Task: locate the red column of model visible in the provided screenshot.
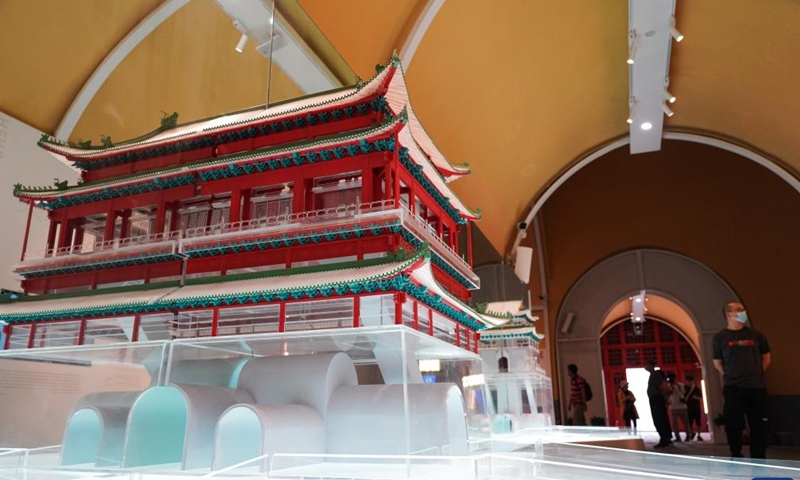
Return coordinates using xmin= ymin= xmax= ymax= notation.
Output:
xmin=229 ymin=189 xmax=242 ymax=225
xmin=353 ymin=297 xmax=361 ymax=328
xmin=19 ymin=200 xmax=33 ymax=261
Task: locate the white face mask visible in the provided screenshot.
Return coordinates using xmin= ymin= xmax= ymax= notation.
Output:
xmin=735 ymin=311 xmax=748 ymax=324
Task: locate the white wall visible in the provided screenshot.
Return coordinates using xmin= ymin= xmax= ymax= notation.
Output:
xmin=0 ymin=112 xmax=78 ymax=290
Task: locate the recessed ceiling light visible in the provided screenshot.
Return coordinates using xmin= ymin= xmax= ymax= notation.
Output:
xmin=641 ymin=122 xmax=653 ymax=131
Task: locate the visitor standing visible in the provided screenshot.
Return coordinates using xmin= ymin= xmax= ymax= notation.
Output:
xmin=645 ymin=359 xmax=673 ymax=448
xmin=567 ymin=364 xmax=588 ymax=426
xmin=684 ymin=375 xmax=704 ymax=441
xmin=617 ymin=380 xmax=639 ymax=433
xmin=712 ymin=301 xmax=771 ymax=459
xmin=666 ymin=372 xmax=692 ymax=441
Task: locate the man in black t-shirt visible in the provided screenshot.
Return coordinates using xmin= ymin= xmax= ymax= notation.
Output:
xmin=712 ymin=301 xmax=771 ymax=459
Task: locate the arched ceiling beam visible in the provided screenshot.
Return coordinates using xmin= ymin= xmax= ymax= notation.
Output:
xmin=55 ymin=0 xmax=192 ymax=140
xmin=511 ymin=132 xmax=800 ymax=256
xmin=215 ymin=0 xmax=341 ymax=95
xmin=399 ymin=0 xmax=446 ymax=70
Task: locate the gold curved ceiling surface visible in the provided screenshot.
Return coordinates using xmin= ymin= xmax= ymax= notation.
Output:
xmin=0 ymin=0 xmax=164 ymax=133
xmin=403 ymin=0 xmax=629 ymax=252
xmin=71 ymin=0 xmax=304 ymax=145
xmin=299 ymin=0 xmax=629 ymax=251
xmin=1 ymin=1 xmax=799 ymax=255
xmin=668 ymin=0 xmax=800 ymax=171
xmin=301 ymin=0 xmax=800 ymax=253
xmin=298 ymin=0 xmax=425 ymax=80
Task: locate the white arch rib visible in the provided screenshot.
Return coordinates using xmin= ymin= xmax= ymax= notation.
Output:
xmin=399 ymin=0 xmax=446 ymax=70
xmin=55 ymin=0 xmax=192 ymax=140
xmin=511 ymin=133 xmax=800 ymax=255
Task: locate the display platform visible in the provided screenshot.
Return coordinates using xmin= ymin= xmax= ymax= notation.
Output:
xmin=3 ymin=440 xmax=800 ymax=480
xmin=1 ymin=326 xmax=798 ymax=479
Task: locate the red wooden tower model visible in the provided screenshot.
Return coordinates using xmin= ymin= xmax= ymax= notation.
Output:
xmin=1 ymin=55 xmax=491 ymax=350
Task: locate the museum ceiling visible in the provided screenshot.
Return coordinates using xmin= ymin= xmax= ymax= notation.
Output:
xmin=1 ymin=0 xmax=798 ymax=255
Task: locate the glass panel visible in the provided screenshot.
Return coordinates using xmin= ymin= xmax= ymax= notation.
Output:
xmin=657 ymin=322 xmax=675 ymax=342
xmin=417 ymin=304 xmax=431 ymax=334
xmin=607 ymin=348 xmax=623 ymax=366
xmin=32 ymin=321 xmax=81 ymax=348
xmin=7 ymin=324 xmax=32 ymax=350
xmin=251 ymin=183 xmax=293 ymax=219
xmin=660 ymin=346 xmax=677 ymax=365
xmin=625 ymin=348 xmax=641 ymax=367
xmin=680 ymin=344 xmax=697 ymax=364
xmin=402 ymin=298 xmax=415 ymax=329
xmin=603 ymin=326 xmax=621 ymax=345
xmin=217 ymin=304 xmax=279 ymax=336
xmin=312 ymin=171 xmax=362 ymax=210
xmin=165 ymin=326 xmax=483 ymax=469
xmin=138 ymin=313 xmax=174 ymax=342
xmin=172 ymin=310 xmax=214 ymax=339
xmin=0 ymin=342 xmax=168 ymax=450
xmin=82 ymin=317 xmax=136 ymax=345
xmin=359 ymin=294 xmax=394 ymax=327
xmin=285 ymin=298 xmax=354 ymax=332
xmin=432 ymin=312 xmax=457 ymax=346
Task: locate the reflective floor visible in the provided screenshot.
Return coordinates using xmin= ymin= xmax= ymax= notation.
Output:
xmin=3 ymin=431 xmax=800 ymax=480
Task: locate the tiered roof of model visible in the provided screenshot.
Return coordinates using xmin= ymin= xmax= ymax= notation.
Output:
xmin=0 ymin=245 xmax=487 ymax=331
xmin=30 ymin=55 xmax=470 ymax=181
xmin=478 ymin=302 xmax=545 ymax=342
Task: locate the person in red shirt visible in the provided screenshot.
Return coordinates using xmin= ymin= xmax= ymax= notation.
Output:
xmin=567 ymin=364 xmax=587 ymax=426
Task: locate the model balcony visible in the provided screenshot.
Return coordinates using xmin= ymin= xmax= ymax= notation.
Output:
xmin=15 ymin=200 xmax=479 ymax=289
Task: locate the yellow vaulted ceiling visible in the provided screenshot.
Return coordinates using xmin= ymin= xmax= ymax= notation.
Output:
xmin=1 ymin=0 xmax=799 ymax=255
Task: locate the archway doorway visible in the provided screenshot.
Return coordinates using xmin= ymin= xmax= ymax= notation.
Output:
xmin=601 ymin=317 xmax=705 ymax=431
xmin=555 ymin=249 xmax=739 ymax=442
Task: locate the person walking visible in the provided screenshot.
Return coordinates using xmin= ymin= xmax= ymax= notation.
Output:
xmin=666 ymin=372 xmax=692 ymax=441
xmin=684 ymin=375 xmax=704 ymax=441
xmin=567 ymin=364 xmax=588 ymax=426
xmin=712 ymin=301 xmax=771 ymax=459
xmin=617 ymin=380 xmax=639 ymax=434
xmin=645 ymin=359 xmax=673 ymax=448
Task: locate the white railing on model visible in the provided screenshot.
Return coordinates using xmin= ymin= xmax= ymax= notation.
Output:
xmin=399 ymin=204 xmax=475 ymax=280
xmin=24 ymin=198 xmax=477 ymax=285
xmin=38 ymin=231 xmax=181 ymax=260
xmin=182 ymin=199 xmax=396 ymax=239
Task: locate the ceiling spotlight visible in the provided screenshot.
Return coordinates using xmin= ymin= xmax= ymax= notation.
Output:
xmin=627 ymin=31 xmax=638 ymax=65
xmin=641 ymin=122 xmax=653 ymax=131
xmin=664 ymin=89 xmax=676 ymax=103
xmin=670 ymin=18 xmax=684 ymax=42
xmin=662 ymin=103 xmax=674 ymax=117
xmin=235 ymin=33 xmax=248 ymax=53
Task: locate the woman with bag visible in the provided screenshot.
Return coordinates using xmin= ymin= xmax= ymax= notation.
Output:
xmin=617 ymin=381 xmax=639 ymax=434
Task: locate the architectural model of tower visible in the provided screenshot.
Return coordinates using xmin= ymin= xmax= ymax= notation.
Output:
xmin=0 ymin=55 xmax=489 ymax=351
xmin=478 ymin=301 xmax=554 ymax=432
